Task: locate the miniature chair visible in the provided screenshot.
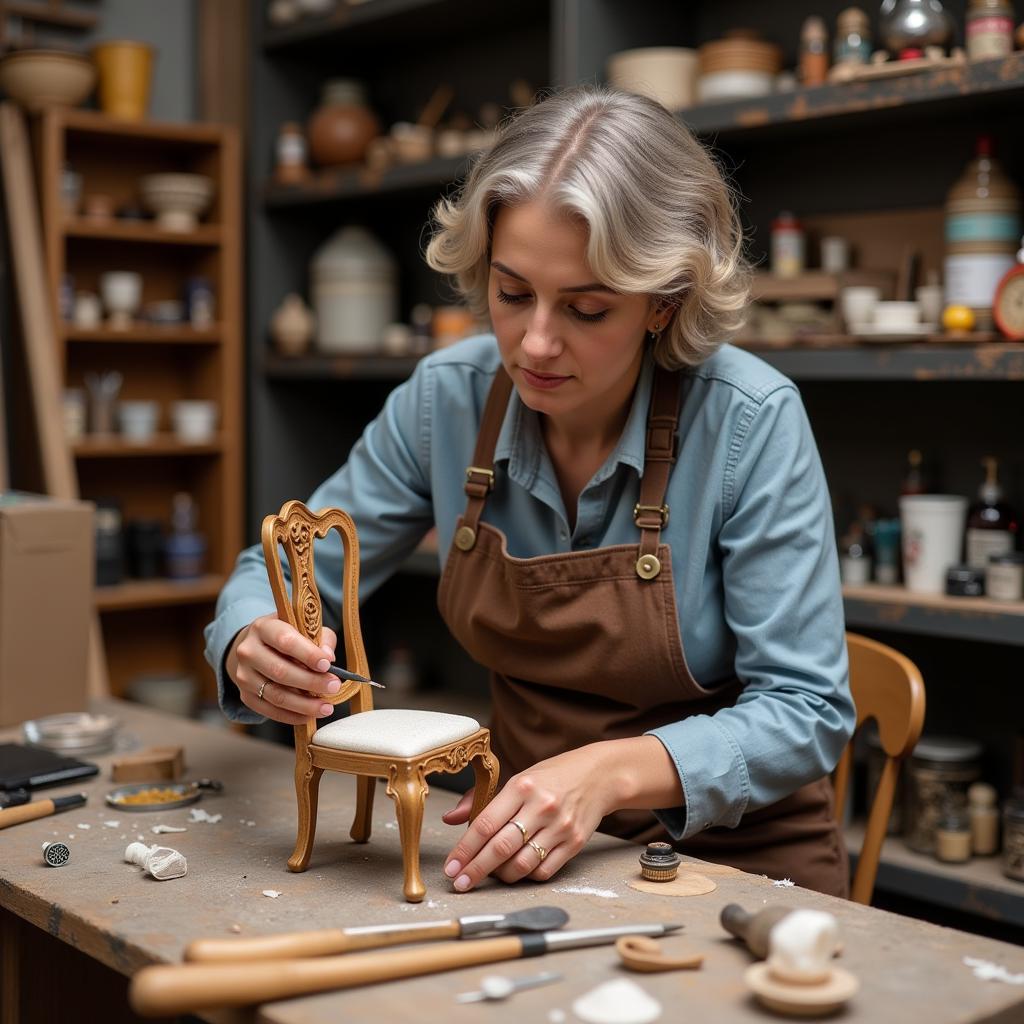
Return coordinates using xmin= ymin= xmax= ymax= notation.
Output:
xmin=262 ymin=500 xmax=499 ymax=902
xmin=834 ymin=632 xmax=926 ymax=905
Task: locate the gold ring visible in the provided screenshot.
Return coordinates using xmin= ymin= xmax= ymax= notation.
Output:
xmin=527 ymin=839 xmax=547 ymax=863
xmin=257 ymin=680 xmax=268 ymax=701
xmin=510 ymin=819 xmax=529 ymax=844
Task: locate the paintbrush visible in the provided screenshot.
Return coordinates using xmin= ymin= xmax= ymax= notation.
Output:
xmin=327 ymin=664 xmax=384 ymax=688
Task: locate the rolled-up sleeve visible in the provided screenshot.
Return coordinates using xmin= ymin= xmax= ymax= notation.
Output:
xmin=648 ymin=384 xmax=854 ymax=840
xmin=203 ymin=359 xmax=436 ymax=722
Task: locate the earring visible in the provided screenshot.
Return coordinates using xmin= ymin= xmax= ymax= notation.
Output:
xmin=652 ymin=323 xmax=661 ymax=332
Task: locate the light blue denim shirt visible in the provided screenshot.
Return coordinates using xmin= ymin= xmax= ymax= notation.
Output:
xmin=205 ymin=334 xmax=853 ymax=841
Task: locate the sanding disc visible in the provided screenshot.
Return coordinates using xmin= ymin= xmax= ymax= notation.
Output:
xmin=627 ymin=870 xmax=717 ymax=897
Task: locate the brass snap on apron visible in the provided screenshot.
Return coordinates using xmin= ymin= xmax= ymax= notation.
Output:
xmin=454 ymin=525 xmax=477 ymax=551
xmin=636 ymin=553 xmax=661 ymax=580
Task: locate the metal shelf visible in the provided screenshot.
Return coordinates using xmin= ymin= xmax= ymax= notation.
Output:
xmin=747 ymin=343 xmax=1024 ymax=382
xmin=846 ymin=823 xmax=1024 ymax=928
xmin=843 ymin=584 xmax=1024 ymax=647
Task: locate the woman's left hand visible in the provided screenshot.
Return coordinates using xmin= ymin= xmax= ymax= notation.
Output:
xmin=440 ymin=744 xmax=623 ymax=891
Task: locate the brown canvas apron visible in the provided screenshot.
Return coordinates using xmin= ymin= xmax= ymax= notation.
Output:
xmin=437 ymin=365 xmax=848 ymax=897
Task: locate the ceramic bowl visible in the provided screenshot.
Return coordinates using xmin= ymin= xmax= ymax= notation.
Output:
xmin=873 ymin=300 xmax=920 ymax=328
xmin=118 ymin=400 xmax=159 ymax=442
xmin=607 ymin=47 xmax=699 ymax=111
xmin=171 ymin=399 xmax=218 ymax=442
xmin=697 ymin=70 xmax=774 ymax=103
xmin=139 ymin=173 xmax=214 ymax=232
xmin=0 ymin=50 xmax=95 ymax=112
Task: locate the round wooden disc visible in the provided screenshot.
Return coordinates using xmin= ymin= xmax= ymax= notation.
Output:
xmin=745 ymin=963 xmax=859 ymax=1017
xmin=627 ymin=871 xmax=717 ymax=897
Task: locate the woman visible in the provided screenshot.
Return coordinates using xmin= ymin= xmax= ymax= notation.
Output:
xmin=205 ymin=85 xmax=854 ymax=896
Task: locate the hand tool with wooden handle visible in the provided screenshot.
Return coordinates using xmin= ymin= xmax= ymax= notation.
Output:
xmin=0 ymin=792 xmax=85 ymax=829
xmin=131 ymin=922 xmax=681 ymax=1017
xmin=184 ymin=905 xmax=569 ymax=962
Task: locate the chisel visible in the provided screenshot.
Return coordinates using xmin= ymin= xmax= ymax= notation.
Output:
xmin=184 ymin=905 xmax=569 ymax=962
xmin=131 ymin=922 xmax=682 ymax=1017
xmin=0 ymin=792 xmax=86 ymax=830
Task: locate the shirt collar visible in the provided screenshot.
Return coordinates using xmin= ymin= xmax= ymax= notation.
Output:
xmin=493 ymin=349 xmax=656 ymax=485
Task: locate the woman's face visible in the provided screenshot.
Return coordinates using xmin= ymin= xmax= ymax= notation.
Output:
xmin=488 ymin=201 xmax=662 ymax=429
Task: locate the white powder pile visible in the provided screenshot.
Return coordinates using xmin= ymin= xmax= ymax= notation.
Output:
xmin=552 ymin=884 xmax=619 ymax=899
xmin=572 ymin=979 xmax=661 ymax=1024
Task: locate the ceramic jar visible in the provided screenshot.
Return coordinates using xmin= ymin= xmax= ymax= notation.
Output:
xmin=904 ymin=736 xmax=983 ymax=855
xmin=308 ymin=79 xmax=380 ymax=167
xmin=606 ymin=47 xmax=699 ymax=111
xmin=311 ymin=226 xmax=397 ymax=353
xmin=944 ymin=137 xmax=1021 ymax=331
xmin=92 ymin=40 xmax=154 ymax=121
xmin=270 ymin=293 xmax=315 ymax=356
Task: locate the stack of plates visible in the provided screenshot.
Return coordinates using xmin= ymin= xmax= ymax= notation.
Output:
xmin=23 ymin=712 xmax=119 ymax=756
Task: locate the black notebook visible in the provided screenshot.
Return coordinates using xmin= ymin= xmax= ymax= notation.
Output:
xmin=0 ymin=743 xmax=99 ymax=791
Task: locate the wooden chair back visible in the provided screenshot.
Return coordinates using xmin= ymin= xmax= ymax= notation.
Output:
xmin=835 ymin=632 xmax=926 ymax=905
xmin=261 ymin=500 xmax=373 ymax=745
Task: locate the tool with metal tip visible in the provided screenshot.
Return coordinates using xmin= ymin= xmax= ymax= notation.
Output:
xmin=327 ymin=664 xmax=384 ymax=688
xmin=131 ymin=923 xmax=682 ymax=1016
xmin=455 ymin=970 xmax=562 ymax=1003
xmin=185 ymin=905 xmax=570 ymax=962
xmin=42 ymin=841 xmax=70 ymax=867
xmin=0 ymin=792 xmax=86 ymax=830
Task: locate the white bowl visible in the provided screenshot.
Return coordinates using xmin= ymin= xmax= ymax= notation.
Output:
xmin=697 ymin=70 xmax=774 ymax=103
xmin=873 ymin=300 xmax=920 ymax=329
xmin=139 ymin=173 xmax=214 ymax=232
xmin=171 ymin=399 xmax=218 ymax=442
xmin=607 ymin=47 xmax=699 ymax=111
xmin=118 ymin=400 xmax=159 ymax=442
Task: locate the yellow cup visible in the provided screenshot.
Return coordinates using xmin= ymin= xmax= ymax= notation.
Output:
xmin=92 ymin=40 xmax=154 ymax=121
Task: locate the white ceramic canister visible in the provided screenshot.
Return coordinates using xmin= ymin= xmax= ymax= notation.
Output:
xmin=606 ymin=47 xmax=699 ymax=111
xmin=311 ymin=226 xmax=397 ymax=353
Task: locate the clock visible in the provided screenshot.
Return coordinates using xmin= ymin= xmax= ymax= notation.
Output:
xmin=994 ymin=246 xmax=1024 ymax=341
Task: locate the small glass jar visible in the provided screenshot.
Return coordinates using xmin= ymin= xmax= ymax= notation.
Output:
xmin=935 ymin=809 xmax=972 ymax=864
xmin=966 ymin=0 xmax=1015 ymax=61
xmin=987 ymin=552 xmax=1024 ymax=602
xmin=904 ymin=736 xmax=983 ymax=855
xmin=274 ymin=121 xmax=309 ymax=185
xmin=968 ymin=782 xmax=1000 ymax=856
xmin=771 ymin=212 xmax=805 ymax=279
xmin=1002 ymin=793 xmax=1024 ymax=881
xmin=835 ymin=6 xmax=872 ymax=66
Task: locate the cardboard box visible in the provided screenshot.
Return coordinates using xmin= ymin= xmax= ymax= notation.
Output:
xmin=0 ymin=493 xmax=94 ymax=727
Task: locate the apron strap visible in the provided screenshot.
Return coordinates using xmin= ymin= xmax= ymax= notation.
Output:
xmin=454 ymin=366 xmax=513 ymax=552
xmin=634 ymin=366 xmax=684 ymax=578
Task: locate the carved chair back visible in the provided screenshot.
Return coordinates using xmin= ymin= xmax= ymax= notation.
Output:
xmin=261 ymin=500 xmax=373 ymax=745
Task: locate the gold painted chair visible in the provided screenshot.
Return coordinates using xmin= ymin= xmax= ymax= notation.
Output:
xmin=834 ymin=632 xmax=926 ymax=905
xmin=262 ymin=500 xmax=500 ymax=902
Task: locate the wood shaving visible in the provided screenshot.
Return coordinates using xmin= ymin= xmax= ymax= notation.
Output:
xmin=772 ymin=878 xmax=795 ymax=887
xmin=76 ymin=823 xmax=90 ymax=829
xmin=963 ymin=957 xmax=1024 ymax=985
xmin=151 ymin=824 xmax=188 ymax=834
xmin=262 ymin=889 xmax=282 ymax=899
xmin=229 ymin=924 xmax=242 ymax=933
xmin=188 ymin=808 xmax=222 ymax=824
xmin=103 ymin=821 xmax=120 ymax=828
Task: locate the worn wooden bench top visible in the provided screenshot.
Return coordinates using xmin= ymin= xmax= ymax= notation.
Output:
xmin=2 ymin=701 xmax=1023 ymax=1023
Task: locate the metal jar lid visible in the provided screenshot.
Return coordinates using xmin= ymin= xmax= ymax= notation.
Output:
xmin=911 ymin=735 xmax=984 ymax=764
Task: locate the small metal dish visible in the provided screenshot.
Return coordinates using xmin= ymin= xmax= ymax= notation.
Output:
xmin=105 ymin=778 xmax=222 ymax=812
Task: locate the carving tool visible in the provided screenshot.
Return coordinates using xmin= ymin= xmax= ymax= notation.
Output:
xmin=0 ymin=792 xmax=86 ymax=830
xmin=185 ymin=905 xmax=570 ymax=963
xmin=327 ymin=664 xmax=384 ymax=688
xmin=131 ymin=922 xmax=682 ymax=1016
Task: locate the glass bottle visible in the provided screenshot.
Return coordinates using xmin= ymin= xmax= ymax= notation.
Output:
xmin=900 ymin=449 xmax=927 ymax=496
xmin=840 ymin=520 xmax=873 ymax=585
xmin=835 ymin=7 xmax=873 ymax=66
xmin=965 ymin=456 xmax=1018 ymax=569
xmin=800 ymin=16 xmax=829 ymax=86
xmin=966 ymin=0 xmax=1015 ymax=60
xmin=967 ymin=782 xmax=1000 ymax=855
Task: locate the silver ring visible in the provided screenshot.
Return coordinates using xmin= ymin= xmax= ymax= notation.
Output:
xmin=257 ymin=680 xmax=268 ymax=702
xmin=527 ymin=839 xmax=547 ymax=863
xmin=510 ymin=819 xmax=529 ymax=844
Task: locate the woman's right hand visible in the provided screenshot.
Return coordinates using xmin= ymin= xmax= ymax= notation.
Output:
xmin=226 ymin=615 xmax=341 ymax=725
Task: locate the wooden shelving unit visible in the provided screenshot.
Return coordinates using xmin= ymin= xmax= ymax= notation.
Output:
xmin=36 ymin=108 xmax=242 ymax=703
xmin=263 ymin=352 xmax=422 ymax=381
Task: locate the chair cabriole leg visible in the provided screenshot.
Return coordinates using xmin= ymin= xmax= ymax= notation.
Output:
xmin=288 ymin=761 xmax=323 ymax=872
xmin=350 ymin=773 xmax=375 ymax=843
xmin=387 ymin=763 xmax=428 ymax=903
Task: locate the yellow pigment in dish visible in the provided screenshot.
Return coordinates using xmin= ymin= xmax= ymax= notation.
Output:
xmin=111 ymin=787 xmax=186 ymax=805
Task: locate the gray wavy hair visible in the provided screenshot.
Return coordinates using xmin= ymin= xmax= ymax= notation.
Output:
xmin=424 ymin=84 xmax=750 ymax=368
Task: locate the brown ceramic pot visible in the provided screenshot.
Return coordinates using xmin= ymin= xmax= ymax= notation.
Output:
xmin=307 ymin=79 xmax=379 ymax=167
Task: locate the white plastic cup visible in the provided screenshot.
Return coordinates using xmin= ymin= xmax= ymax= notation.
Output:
xmin=899 ymin=495 xmax=968 ymax=594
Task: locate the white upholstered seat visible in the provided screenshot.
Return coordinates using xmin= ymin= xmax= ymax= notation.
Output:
xmin=311 ymin=709 xmax=481 ymax=758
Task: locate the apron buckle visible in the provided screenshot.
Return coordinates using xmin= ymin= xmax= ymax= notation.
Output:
xmin=464 ymin=466 xmax=495 ymax=498
xmin=634 ymin=503 xmax=669 ymax=528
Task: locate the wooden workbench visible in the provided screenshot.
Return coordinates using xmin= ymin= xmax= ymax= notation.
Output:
xmin=2 ymin=701 xmax=1023 ymax=1023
